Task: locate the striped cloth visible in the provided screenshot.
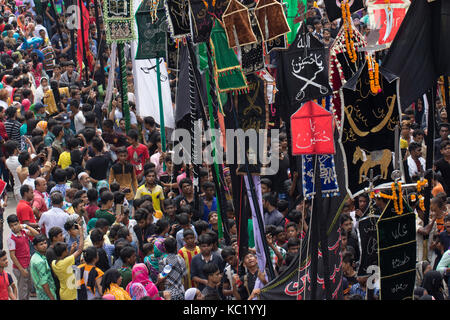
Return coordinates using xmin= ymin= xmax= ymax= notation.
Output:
xmin=178 ymin=246 xmax=200 ymax=289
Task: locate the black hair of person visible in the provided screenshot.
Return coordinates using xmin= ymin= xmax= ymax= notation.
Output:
xmin=87 ymin=188 xmax=98 ymax=202
xmin=221 ymin=246 xmax=235 ymax=260
xmin=99 ymin=191 xmax=114 ymax=205
xmin=263 ymin=192 xmax=278 ymax=207
xmin=113 ymin=191 xmax=125 ymax=204
xmin=120 ymin=246 xmax=136 ymax=261
xmin=134 ymin=208 xmax=149 ymax=222
xmin=176 ymin=213 xmax=189 ymax=226
xmin=128 ymin=129 xmax=139 ymax=141
xmin=90 ymin=228 xmax=104 ymax=244
xmin=164 ymin=237 xmax=177 ymax=254
xmin=193 ymin=220 xmax=209 ymax=235
xmin=54 ymin=242 xmax=69 ymax=257
xmin=155 ymin=218 xmax=170 ymax=235
xmin=198 ymin=233 xmax=213 ymax=246
xmin=183 ymin=229 xmax=195 ymax=238
xmin=287 ymin=237 xmax=300 ymax=248
xmin=203 ymin=262 xmax=219 ymax=278
xmin=19 ymin=184 xmax=32 ymax=197
xmin=64 ymin=220 xmax=77 ymax=232
xmin=101 ymin=269 xmax=121 ymax=292
xmin=95 ymin=219 xmax=110 ymax=230
xmin=6 ymin=214 xmax=19 ymax=224
xmin=48 ymin=227 xmax=63 ymax=242
xmin=18 ymin=151 xmax=30 ymax=166
xmin=83 ymin=246 xmax=98 ymax=264
xmin=32 ymin=234 xmax=48 ymax=246
xmin=116 ymin=227 xmax=130 ymax=240
xmin=53 ymin=169 xmax=67 ymax=184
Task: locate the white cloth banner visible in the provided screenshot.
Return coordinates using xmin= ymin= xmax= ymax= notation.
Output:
xmin=131 ymin=0 xmax=175 ymax=129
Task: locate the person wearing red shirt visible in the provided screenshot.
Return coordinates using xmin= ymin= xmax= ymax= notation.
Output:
xmin=17 ymin=185 xmax=38 ymax=230
xmin=0 ymin=106 xmax=9 ymax=141
xmin=32 ymin=178 xmax=49 ymax=222
xmin=127 ymin=129 xmax=149 ymax=182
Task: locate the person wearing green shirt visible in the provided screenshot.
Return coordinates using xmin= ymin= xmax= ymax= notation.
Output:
xmin=95 ymin=191 xmax=116 ymax=226
xmin=118 ymin=246 xmax=136 ymax=289
xmin=30 ymin=234 xmax=57 ymax=300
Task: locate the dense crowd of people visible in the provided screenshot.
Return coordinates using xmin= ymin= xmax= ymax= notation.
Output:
xmin=0 ymin=0 xmax=448 ymax=301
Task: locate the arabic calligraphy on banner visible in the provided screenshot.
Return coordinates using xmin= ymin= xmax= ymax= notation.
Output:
xmin=377 ymin=202 xmax=416 ymax=300
xmin=291 ymin=100 xmax=334 ymax=155
xmin=339 ymin=61 xmax=400 ymax=197
xmin=281 ymin=30 xmax=332 ymax=106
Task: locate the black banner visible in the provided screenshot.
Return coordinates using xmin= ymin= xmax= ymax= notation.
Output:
xmin=135 ymin=1 xmax=167 ymax=59
xmin=324 ymin=0 xmax=364 ymax=22
xmin=165 ymin=0 xmax=191 ymax=38
xmin=279 ymin=27 xmax=332 ymax=108
xmin=259 ymin=130 xmax=346 ymax=300
xmin=241 ymin=10 xmax=265 ymax=74
xmin=357 ymin=215 xmax=379 ymax=276
xmin=166 ymin=33 xmax=179 ymax=71
xmin=265 ymin=34 xmax=287 ymax=54
xmin=189 ymin=0 xmax=214 ymax=43
xmin=377 ymin=201 xmax=416 ymax=300
xmin=339 ymin=62 xmax=401 ymax=197
xmin=234 ymin=74 xmax=267 ymax=174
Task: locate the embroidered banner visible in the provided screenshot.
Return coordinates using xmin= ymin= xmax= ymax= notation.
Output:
xmin=165 ymin=0 xmax=191 ymax=38
xmin=235 ymin=74 xmax=268 ymax=174
xmin=241 ymin=10 xmax=265 ymax=74
xmin=265 ymin=34 xmax=287 ymax=54
xmin=279 ymin=28 xmax=332 ymax=107
xmin=302 ymin=154 xmax=339 ymax=198
xmin=339 ymin=61 xmax=401 ymax=197
xmin=189 ymin=0 xmax=214 ymax=43
xmin=104 ymin=0 xmax=135 ymax=43
xmin=377 ymin=200 xmax=416 ymax=300
xmin=135 ymin=0 xmax=167 ymax=59
xmin=328 ymin=25 xmax=366 ymax=127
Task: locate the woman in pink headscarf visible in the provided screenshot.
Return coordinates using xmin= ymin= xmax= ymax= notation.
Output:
xmin=126 ymin=263 xmax=163 ymax=300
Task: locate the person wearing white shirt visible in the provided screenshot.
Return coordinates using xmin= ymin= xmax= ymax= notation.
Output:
xmin=70 ymin=100 xmax=86 ymax=133
xmin=38 ymin=192 xmax=70 ymax=239
xmin=5 ymin=141 xmax=22 ymax=200
xmin=407 ymin=142 xmax=426 ymax=179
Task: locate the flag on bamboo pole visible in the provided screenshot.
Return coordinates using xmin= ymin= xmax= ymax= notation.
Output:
xmin=77 ymin=0 xmax=93 ymax=78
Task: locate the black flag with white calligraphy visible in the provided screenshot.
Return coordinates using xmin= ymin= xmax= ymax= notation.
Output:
xmin=357 ymin=215 xmax=379 ymax=277
xmin=377 ymin=200 xmax=416 ymax=300
xmin=279 ymin=27 xmax=332 ymax=109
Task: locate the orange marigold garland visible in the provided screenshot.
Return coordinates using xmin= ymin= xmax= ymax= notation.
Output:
xmin=366 ymin=54 xmax=381 ymax=94
xmin=416 ymin=179 xmax=428 ymax=211
xmin=370 ymin=182 xmax=403 ymax=215
xmin=341 ymin=0 xmax=357 ymax=63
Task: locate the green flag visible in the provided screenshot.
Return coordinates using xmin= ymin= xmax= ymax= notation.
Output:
xmin=284 ymin=0 xmax=307 ymax=44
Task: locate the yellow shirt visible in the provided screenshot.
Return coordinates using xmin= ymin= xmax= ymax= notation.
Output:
xmin=52 ymin=255 xmax=77 ymax=300
xmin=104 ymin=283 xmax=131 ymax=300
xmin=134 ymin=184 xmax=165 ymax=213
xmin=43 ymin=87 xmax=69 ymax=115
xmin=58 ymin=151 xmax=72 ymax=169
